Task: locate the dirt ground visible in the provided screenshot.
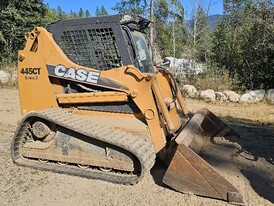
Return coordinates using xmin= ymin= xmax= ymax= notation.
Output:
xmin=0 ymin=88 xmax=273 ymax=206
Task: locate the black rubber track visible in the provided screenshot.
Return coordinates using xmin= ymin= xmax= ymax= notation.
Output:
xmin=11 ymin=108 xmax=156 ymax=185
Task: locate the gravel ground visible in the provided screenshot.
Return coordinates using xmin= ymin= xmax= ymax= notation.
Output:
xmin=0 ymin=89 xmax=273 ymax=206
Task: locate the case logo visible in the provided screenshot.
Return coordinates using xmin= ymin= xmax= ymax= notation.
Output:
xmin=47 ymin=64 xmax=100 ymax=84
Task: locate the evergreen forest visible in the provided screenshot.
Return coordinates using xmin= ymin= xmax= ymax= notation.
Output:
xmin=0 ymin=0 xmax=273 ymax=90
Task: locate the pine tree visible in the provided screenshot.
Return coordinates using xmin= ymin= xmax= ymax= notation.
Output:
xmin=78 ymin=7 xmax=84 ymax=18
xmin=57 ymin=5 xmax=66 ymax=20
xmin=112 ymin=0 xmax=185 ymax=57
xmin=210 ymin=0 xmax=274 ymax=89
xmin=95 ymin=5 xmax=108 ymax=16
xmin=100 ymin=6 xmax=108 ymax=15
xmin=188 ymin=4 xmax=209 ymax=65
xmin=85 ymin=10 xmax=91 ymax=17
xmin=95 ymin=6 xmax=100 ymax=16
xmin=45 ymin=7 xmax=58 ymax=21
xmin=112 ymin=0 xmax=149 ymax=15
xmin=0 ymin=0 xmax=47 ymax=63
xmin=69 ymin=10 xmax=74 ymax=18
xmin=154 ymin=0 xmax=185 ymax=58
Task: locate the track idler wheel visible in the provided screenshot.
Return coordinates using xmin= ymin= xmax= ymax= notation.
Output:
xmin=99 ymin=167 xmax=112 ymax=172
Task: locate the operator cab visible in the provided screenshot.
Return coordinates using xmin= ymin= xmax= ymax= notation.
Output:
xmin=47 ymin=14 xmax=153 ymax=73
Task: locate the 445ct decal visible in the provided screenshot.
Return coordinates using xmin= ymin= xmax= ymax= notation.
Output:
xmin=21 ymin=68 xmax=41 ymax=75
xmin=46 ymin=64 xmax=100 ymax=84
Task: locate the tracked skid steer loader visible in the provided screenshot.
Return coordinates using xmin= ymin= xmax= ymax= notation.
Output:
xmin=11 ymin=14 xmax=243 ymax=203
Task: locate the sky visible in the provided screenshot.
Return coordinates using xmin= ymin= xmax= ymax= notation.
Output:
xmin=43 ymin=0 xmax=224 ymax=19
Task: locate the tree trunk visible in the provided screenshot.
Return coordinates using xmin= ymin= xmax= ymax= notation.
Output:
xmin=150 ymin=0 xmax=154 ymax=46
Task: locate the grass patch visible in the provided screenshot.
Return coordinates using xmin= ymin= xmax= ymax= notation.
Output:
xmin=177 ymin=66 xmax=239 ymax=92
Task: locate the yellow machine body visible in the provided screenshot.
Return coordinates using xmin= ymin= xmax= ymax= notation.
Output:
xmin=12 ymin=15 xmax=243 ymax=203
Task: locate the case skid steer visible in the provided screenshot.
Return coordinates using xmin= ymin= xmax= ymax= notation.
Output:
xmin=11 ymin=14 xmax=243 ymax=203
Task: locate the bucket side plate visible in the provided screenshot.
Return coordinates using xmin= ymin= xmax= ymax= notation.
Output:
xmin=163 ymin=142 xmax=243 ymax=203
xmin=162 ymin=108 xmax=243 ymax=203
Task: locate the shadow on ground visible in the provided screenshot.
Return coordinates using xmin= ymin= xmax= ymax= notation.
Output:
xmin=150 ymin=158 xmax=168 ymax=188
xmin=227 ymin=117 xmax=274 ymax=203
xmin=241 ymin=168 xmax=274 ymax=203
xmin=150 ymin=116 xmax=274 ymax=203
xmin=226 ymin=117 xmax=274 ymax=164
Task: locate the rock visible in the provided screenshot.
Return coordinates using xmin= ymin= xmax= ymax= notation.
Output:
xmin=164 ymin=57 xmax=205 ymax=75
xmin=223 ymin=90 xmax=240 ymax=102
xmin=239 ymin=93 xmax=257 ymax=103
xmin=0 ymin=70 xmax=10 ymax=84
xmin=249 ymin=90 xmax=265 ymax=102
xmin=215 ymin=92 xmax=227 ymax=101
xmin=182 ymin=85 xmax=198 ymax=98
xmin=267 ymin=89 xmax=274 ymax=104
xmin=200 ymin=89 xmax=216 ymax=102
xmin=11 ymin=71 xmax=18 ymax=83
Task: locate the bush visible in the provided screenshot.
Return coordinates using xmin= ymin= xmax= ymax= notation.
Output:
xmin=178 ymin=66 xmax=237 ymax=92
xmin=194 ymin=69 xmax=235 ymax=91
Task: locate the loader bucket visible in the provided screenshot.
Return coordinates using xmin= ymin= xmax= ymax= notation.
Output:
xmin=162 ymin=108 xmax=243 ymax=203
